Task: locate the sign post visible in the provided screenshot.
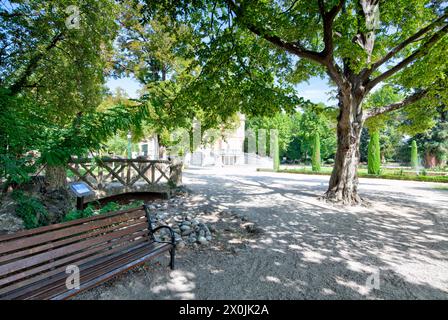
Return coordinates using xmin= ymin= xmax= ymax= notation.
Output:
xmin=69 ymin=182 xmax=94 ymax=211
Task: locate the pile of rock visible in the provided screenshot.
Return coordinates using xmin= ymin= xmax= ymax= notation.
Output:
xmin=145 ymin=192 xmax=216 ymax=248
xmin=152 ymin=215 xmax=214 ymax=248
xmin=178 ymin=218 xmax=213 ymax=245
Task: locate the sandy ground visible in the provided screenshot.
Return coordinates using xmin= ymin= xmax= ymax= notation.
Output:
xmin=77 ymin=166 xmax=448 ymax=300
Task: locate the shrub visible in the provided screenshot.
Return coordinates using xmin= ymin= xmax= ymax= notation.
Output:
xmin=12 ymin=191 xmax=49 ymax=229
xmin=63 ymin=204 xmax=96 ymax=222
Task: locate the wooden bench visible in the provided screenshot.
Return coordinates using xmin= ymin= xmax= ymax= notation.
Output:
xmin=0 ymin=204 xmax=175 ymax=300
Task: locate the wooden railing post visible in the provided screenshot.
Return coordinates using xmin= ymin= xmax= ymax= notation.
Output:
xmin=126 ymin=160 xmax=131 ymax=186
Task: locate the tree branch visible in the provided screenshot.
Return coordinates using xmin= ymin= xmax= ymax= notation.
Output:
xmin=280 ymin=0 xmax=299 ymax=15
xmin=226 ymin=0 xmax=325 ymax=65
xmin=9 ymin=32 xmax=64 ymax=95
xmin=366 ymin=23 xmax=448 ymax=91
xmin=363 ymin=89 xmax=428 ymax=120
xmin=318 ymin=0 xmax=345 ymax=57
xmin=362 ymin=11 xmax=448 ymax=80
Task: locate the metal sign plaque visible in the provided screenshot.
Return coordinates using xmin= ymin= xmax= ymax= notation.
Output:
xmin=69 ymin=182 xmax=94 ymax=197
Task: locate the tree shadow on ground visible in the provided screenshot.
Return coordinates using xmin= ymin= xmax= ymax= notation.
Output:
xmin=76 ymin=169 xmax=448 ymax=300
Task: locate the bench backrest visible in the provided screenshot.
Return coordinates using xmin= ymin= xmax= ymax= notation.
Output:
xmin=0 ymin=205 xmax=151 ymax=297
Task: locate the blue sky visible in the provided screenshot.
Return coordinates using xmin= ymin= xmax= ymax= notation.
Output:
xmin=106 ymin=76 xmax=335 ymax=106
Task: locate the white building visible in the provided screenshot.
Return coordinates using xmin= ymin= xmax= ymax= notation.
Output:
xmin=136 ymin=114 xmax=272 ymax=167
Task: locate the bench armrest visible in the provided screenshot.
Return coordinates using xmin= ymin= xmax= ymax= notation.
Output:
xmin=152 ymin=225 xmax=176 ymax=246
xmin=143 ymin=204 xmax=176 ymax=246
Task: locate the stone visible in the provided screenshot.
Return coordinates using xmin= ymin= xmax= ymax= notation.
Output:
xmin=197 ymin=236 xmax=208 ymax=245
xmin=180 ymin=224 xmax=191 ymax=231
xmin=209 ymin=225 xmax=217 ymax=233
xmin=198 ymin=229 xmax=205 ymax=237
xmin=245 ymin=224 xmax=264 ymax=235
xmin=225 ymin=226 xmax=237 ymax=233
xmin=176 ymin=241 xmax=186 ymax=251
xmin=0 ymin=212 xmax=25 ymax=234
xmin=174 ymin=233 xmax=182 ymax=242
xmin=206 ymin=235 xmax=212 ymax=241
xmin=181 ymin=229 xmax=194 ymax=236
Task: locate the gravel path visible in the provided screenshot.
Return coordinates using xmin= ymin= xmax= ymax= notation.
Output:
xmin=77 ymin=167 xmax=448 ymax=300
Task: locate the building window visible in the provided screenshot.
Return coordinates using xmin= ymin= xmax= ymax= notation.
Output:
xmin=141 ymin=144 xmax=148 ymax=157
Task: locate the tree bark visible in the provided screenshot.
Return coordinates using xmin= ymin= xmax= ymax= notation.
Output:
xmin=45 ymin=165 xmax=68 ymax=191
xmin=324 ymin=87 xmax=364 ymax=205
xmin=424 ymin=152 xmax=437 ymax=169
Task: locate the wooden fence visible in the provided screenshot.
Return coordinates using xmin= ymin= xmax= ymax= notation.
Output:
xmin=66 ymin=158 xmax=182 ymax=199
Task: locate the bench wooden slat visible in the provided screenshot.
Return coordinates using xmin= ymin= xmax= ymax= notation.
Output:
xmin=0 ymin=210 xmax=146 ymax=255
xmin=24 ymin=243 xmax=170 ymax=300
xmin=0 ymin=218 xmax=145 ymax=264
xmin=0 ymin=207 xmax=146 ymax=242
xmin=0 ymin=222 xmax=149 ymax=278
xmin=0 ymin=239 xmax=151 ymax=298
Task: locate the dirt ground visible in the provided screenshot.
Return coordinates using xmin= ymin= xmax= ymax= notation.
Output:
xmin=77 ymin=166 xmax=448 ymax=300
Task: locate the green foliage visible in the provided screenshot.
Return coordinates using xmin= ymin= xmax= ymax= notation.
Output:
xmin=12 ymin=191 xmax=49 ymax=229
xmin=1 ymin=0 xmax=120 ymax=117
xmin=368 ymin=131 xmax=381 ymax=175
xmin=0 ymin=0 xmax=130 ymax=189
xmin=63 ymin=205 xmax=97 ymax=222
xmin=311 ymin=132 xmax=321 ymax=172
xmin=411 ymin=140 xmax=419 ymax=168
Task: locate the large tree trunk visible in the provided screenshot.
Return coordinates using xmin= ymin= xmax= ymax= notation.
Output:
xmin=45 ymin=165 xmax=67 ymax=191
xmin=324 ymin=87 xmax=364 ymax=205
xmin=424 ymin=152 xmax=437 ymax=169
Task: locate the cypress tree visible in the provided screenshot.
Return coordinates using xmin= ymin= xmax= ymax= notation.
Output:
xmin=273 ymin=132 xmax=280 ymax=172
xmin=411 ymin=140 xmax=418 ymax=169
xmin=367 ymin=130 xmax=381 ymax=175
xmin=311 ymin=132 xmax=321 ymax=172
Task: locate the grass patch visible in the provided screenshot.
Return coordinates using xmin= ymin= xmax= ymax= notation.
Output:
xmin=260 ymin=167 xmax=448 ymax=183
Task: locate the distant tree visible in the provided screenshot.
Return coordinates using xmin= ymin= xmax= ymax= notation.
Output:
xmin=245 ymin=112 xmax=294 ymax=156
xmin=414 ymin=107 xmax=448 ymax=168
xmin=368 ymin=130 xmax=381 ymax=175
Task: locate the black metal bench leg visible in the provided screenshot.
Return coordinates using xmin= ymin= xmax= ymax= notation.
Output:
xmin=169 ymin=247 xmax=175 ymax=270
